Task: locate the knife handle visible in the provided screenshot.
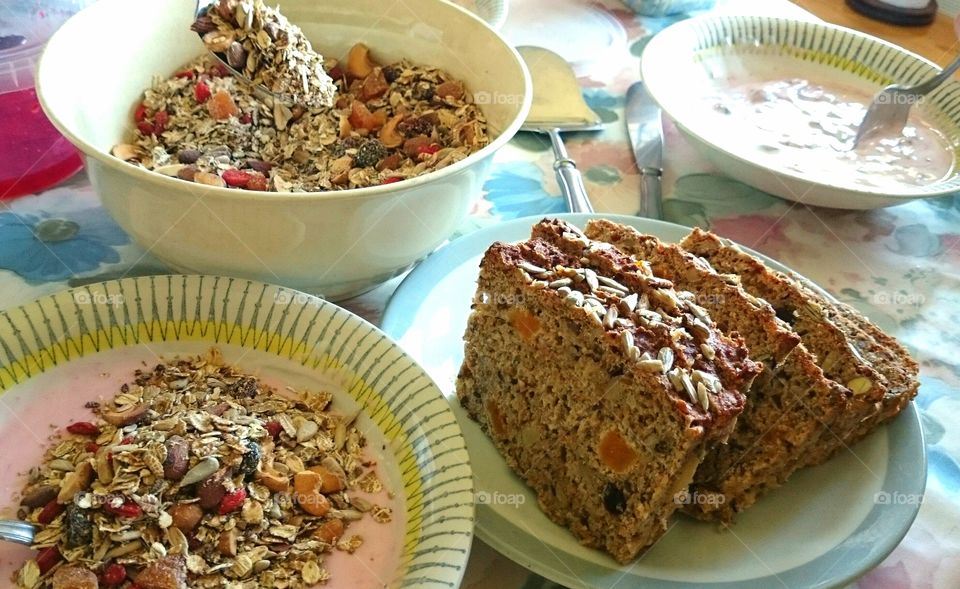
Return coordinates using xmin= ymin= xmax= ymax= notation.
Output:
xmin=548 ymin=129 xmax=594 ymax=214
xmin=639 ymin=167 xmax=663 ymax=220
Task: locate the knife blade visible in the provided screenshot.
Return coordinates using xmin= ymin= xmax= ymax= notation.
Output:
xmin=626 ymin=81 xmax=663 ymax=220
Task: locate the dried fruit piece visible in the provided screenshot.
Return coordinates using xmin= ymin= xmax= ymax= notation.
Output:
xmin=197 ymin=470 xmax=228 ymax=511
xmin=36 ymin=546 xmax=62 ymax=575
xmin=222 ymin=168 xmax=252 ymax=188
xmin=381 ymin=176 xmax=402 ymax=185
xmin=104 ymin=496 xmax=143 ymax=519
xmin=603 ymin=482 xmax=627 ymax=515
xmin=598 ymin=429 xmax=638 ymax=473
xmin=416 ymin=143 xmax=441 ymax=157
xmin=206 ymin=89 xmax=239 ymax=121
xmin=360 ymin=68 xmax=389 ymax=101
xmin=436 ymin=80 xmax=465 ymax=100
xmin=255 ymin=470 xmax=289 ymax=492
xmin=218 ymin=488 xmax=247 ymax=515
xmin=193 ymin=171 xmax=226 ymax=187
xmin=314 ymin=518 xmax=344 ymax=544
xmin=194 ymin=81 xmax=211 ymax=104
xmin=134 ymin=555 xmax=187 ymax=589
xmin=293 ymin=471 xmax=331 ymax=516
xmin=51 ymin=565 xmax=98 ymax=589
xmin=37 ymin=498 xmax=64 ymax=524
xmin=154 ymin=110 xmax=170 ymax=135
xmin=169 ymin=503 xmax=204 ymax=532
xmin=348 ymin=101 xmax=386 ymax=131
xmin=57 ymin=461 xmax=94 ymax=503
xmin=308 ymin=465 xmax=343 ymax=493
xmin=402 ymin=134 xmax=431 ymax=157
xmin=100 ymin=562 xmax=127 ymax=586
xmin=66 ymin=422 xmax=100 ymax=436
xmin=245 ymin=173 xmax=268 ymax=191
xmin=64 ymin=504 xmax=93 ymax=548
xmin=265 ymin=421 xmax=283 ymax=440
xmin=237 ymin=441 xmax=262 ymax=479
xmin=218 ymin=529 xmax=238 ymax=556
xmin=134 ymin=103 xmax=147 ymax=123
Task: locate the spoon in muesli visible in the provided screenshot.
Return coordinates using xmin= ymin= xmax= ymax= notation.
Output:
xmin=0 ymin=519 xmax=36 ymax=545
xmin=191 ymin=0 xmax=337 ymax=110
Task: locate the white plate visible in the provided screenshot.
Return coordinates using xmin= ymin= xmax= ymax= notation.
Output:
xmin=382 ymin=213 xmax=926 ymax=589
xmin=641 ymin=15 xmax=960 ymax=209
xmin=448 ymin=0 xmax=508 ymax=29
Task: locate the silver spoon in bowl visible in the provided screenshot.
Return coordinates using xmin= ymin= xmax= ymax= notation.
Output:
xmin=852 ymin=52 xmax=960 ymax=148
xmin=0 ymin=519 xmax=36 ymax=546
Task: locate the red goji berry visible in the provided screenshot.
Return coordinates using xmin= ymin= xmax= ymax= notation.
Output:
xmin=154 ymin=110 xmax=170 ymax=135
xmin=239 ymin=112 xmax=252 ymax=124
xmin=137 ymin=121 xmax=155 ymax=136
xmin=66 ymin=421 xmax=100 ymax=436
xmin=218 ymin=488 xmax=247 ymax=515
xmin=416 ymin=143 xmax=441 ymax=156
xmin=134 ymin=102 xmax=147 ymax=123
xmin=100 ymin=562 xmax=127 ymax=585
xmin=121 ymin=435 xmax=135 ymax=444
xmin=36 ymin=546 xmax=62 ymax=574
xmin=327 ymin=65 xmax=344 ymax=81
xmin=194 ymin=81 xmax=212 ymax=103
xmin=265 ymin=421 xmax=283 ymax=439
xmin=174 ymin=69 xmax=195 ymax=79
xmin=37 ymin=499 xmax=64 ymax=525
xmin=104 ymin=497 xmax=142 ymax=519
xmin=85 ymin=442 xmax=100 ymax=453
xmin=245 ymin=173 xmax=268 ymax=191
xmin=381 ymin=176 xmax=403 ymax=185
xmin=222 ymin=169 xmax=252 ymax=188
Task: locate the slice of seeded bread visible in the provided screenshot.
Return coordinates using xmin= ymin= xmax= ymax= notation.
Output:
xmin=679 ymin=228 xmax=920 ymax=466
xmin=456 ymin=230 xmax=761 ymax=562
xmin=581 ymin=219 xmax=856 ymax=520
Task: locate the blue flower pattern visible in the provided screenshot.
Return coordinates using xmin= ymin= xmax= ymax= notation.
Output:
xmin=482 ymin=162 xmax=567 ymax=219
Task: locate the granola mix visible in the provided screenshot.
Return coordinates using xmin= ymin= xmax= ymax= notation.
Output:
xmin=110 ymin=2 xmax=490 ymax=192
xmin=14 ymin=349 xmax=393 ymax=589
xmin=191 ymin=0 xmax=336 ymax=109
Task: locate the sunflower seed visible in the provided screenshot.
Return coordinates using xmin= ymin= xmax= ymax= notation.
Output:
xmin=620 ymin=293 xmax=639 ymax=313
xmin=696 ymin=381 xmax=711 ymax=411
xmin=603 ymin=305 xmax=619 ymax=329
xmin=667 ymin=368 xmax=684 ymax=393
xmin=688 ymin=303 xmax=710 ymax=323
xmin=519 ymin=261 xmax=548 ymax=275
xmin=597 ymin=285 xmax=628 ymax=297
xmin=180 ymin=456 xmax=220 ymax=487
xmin=620 ymin=330 xmax=634 ymax=350
xmin=680 ymin=371 xmax=697 ymax=403
xmin=628 ymin=345 xmax=643 ymax=362
xmin=549 ymin=278 xmax=573 ymax=289
xmin=639 ymin=359 xmax=664 ymax=371
xmin=640 ymin=351 xmax=653 ymax=361
xmin=847 ymin=376 xmax=873 ymax=396
xmin=658 ymin=347 xmax=674 ymax=373
xmin=566 ymin=290 xmax=584 ymax=307
xmin=598 ymin=276 xmax=628 ymax=291
xmin=700 ymin=343 xmax=716 ymax=360
xmin=556 ymin=286 xmax=572 ymax=296
xmin=584 ymin=269 xmax=600 ymax=292
xmin=690 ymin=319 xmax=711 ymax=339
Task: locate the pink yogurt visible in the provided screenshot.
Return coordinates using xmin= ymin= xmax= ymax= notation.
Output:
xmin=0 ymin=349 xmax=405 ymax=588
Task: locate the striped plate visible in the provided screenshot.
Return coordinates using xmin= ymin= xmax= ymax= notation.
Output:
xmin=641 ymin=15 xmax=960 ymax=209
xmin=0 ymin=275 xmax=473 ymax=589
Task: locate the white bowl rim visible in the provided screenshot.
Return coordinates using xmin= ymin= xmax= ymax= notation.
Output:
xmin=36 ymin=0 xmax=532 ymax=204
xmin=641 ymin=14 xmax=960 ymax=202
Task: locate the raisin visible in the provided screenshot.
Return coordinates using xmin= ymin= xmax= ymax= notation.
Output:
xmin=603 ymin=483 xmax=627 ymax=515
xmin=382 ymin=65 xmax=401 ymax=84
xmin=354 ymin=139 xmax=387 ymax=168
xmin=238 ymin=441 xmax=262 ymax=480
xmin=64 ymin=504 xmax=93 ymax=547
xmin=397 ymin=116 xmax=433 ymax=138
xmin=775 ymin=306 xmax=796 ymax=324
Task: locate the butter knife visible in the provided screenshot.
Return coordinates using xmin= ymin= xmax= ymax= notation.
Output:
xmin=626 ymin=81 xmax=663 ymax=219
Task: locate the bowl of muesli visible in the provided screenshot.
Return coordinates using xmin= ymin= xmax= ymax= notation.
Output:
xmin=36 ymin=0 xmax=530 ymax=299
xmin=0 ymin=275 xmax=474 ymax=589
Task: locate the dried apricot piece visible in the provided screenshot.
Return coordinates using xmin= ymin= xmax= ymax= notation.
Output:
xmin=598 ymin=429 xmax=638 ymax=473
xmin=206 ymin=89 xmax=239 ymax=120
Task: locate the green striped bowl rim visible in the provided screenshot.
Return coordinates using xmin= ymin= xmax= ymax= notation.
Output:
xmin=642 ymin=15 xmax=960 ymax=198
xmin=0 ymin=275 xmax=473 ymax=588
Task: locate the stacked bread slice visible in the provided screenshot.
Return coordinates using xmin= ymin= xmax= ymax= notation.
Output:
xmin=457 ymin=220 xmax=762 ymax=562
xmin=457 ymin=218 xmax=920 ymax=561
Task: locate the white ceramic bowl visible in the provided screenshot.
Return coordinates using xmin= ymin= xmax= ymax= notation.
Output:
xmin=641 ymin=15 xmax=960 ymax=209
xmin=450 ymin=0 xmax=509 ymax=29
xmin=38 ymin=0 xmax=530 ymax=299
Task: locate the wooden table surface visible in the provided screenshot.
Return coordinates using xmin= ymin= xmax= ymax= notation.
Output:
xmin=792 ymin=0 xmax=959 ymax=66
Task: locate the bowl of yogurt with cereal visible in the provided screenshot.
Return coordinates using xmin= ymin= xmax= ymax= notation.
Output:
xmin=641 ymin=15 xmax=960 ymax=209
xmin=0 ymin=275 xmax=473 ymax=589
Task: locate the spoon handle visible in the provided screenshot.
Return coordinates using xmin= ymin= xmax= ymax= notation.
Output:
xmin=0 ymin=520 xmax=36 ymax=546
xmin=914 ymin=53 xmax=960 ymax=96
xmin=548 ymin=129 xmax=594 ymax=214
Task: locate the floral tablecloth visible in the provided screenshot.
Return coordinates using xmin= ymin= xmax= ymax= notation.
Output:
xmin=1 ymin=0 xmax=958 ymax=587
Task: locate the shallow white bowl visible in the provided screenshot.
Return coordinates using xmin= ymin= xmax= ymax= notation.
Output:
xmin=641 ymin=15 xmax=960 ymax=209
xmin=38 ymin=0 xmax=530 ymax=299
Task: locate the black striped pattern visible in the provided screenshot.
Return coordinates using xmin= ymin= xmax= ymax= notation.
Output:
xmin=0 ymin=275 xmax=473 ymax=588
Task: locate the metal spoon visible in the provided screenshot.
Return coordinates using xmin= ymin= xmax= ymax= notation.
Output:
xmin=518 ymin=46 xmax=603 ymax=214
xmin=192 ymin=0 xmax=280 ymax=104
xmin=0 ymin=520 xmax=36 ymax=546
xmin=852 ymin=52 xmax=960 ymax=148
